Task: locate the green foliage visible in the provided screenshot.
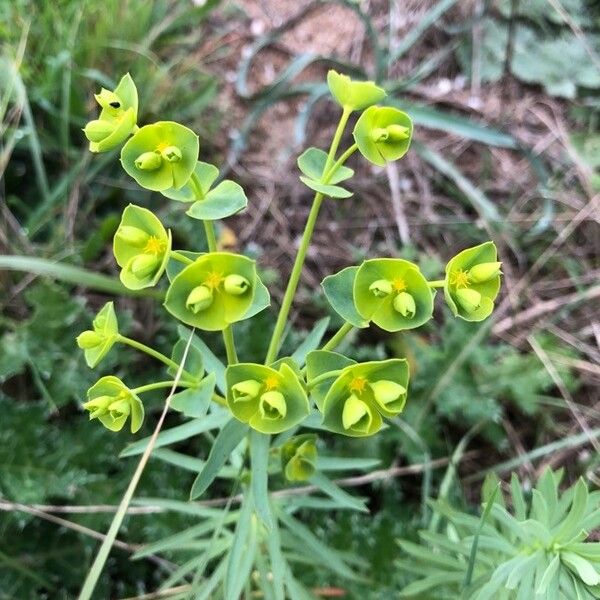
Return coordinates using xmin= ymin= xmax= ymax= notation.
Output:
xmin=397 ymin=469 xmax=600 ymax=598
xmin=327 ymin=69 xmax=386 ymax=112
xmin=76 ymin=301 xmax=119 ymax=368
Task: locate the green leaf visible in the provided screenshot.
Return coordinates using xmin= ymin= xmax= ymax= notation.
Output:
xmin=162 ymin=161 xmax=219 ymax=202
xmin=181 ymin=326 xmax=227 ymax=394
xmin=250 ymin=430 xmax=273 ymax=529
xmin=243 ymin=277 xmax=271 ymax=320
xmin=171 ymin=373 xmax=215 ymax=418
xmin=299 ymin=176 xmax=353 ymax=198
xmin=297 ymin=147 xmax=353 ymax=183
xmin=316 ymin=456 xmax=380 ymax=471
xmin=187 ymin=180 xmax=248 ymax=220
xmin=322 ymin=266 xmax=369 ymax=328
xmin=555 ymin=479 xmax=588 ymax=543
xmin=537 ymin=554 xmax=560 ymax=594
xmin=309 ymin=472 xmax=368 ymax=512
xmin=562 ymin=552 xmax=600 ymax=587
xmin=190 ymin=418 xmax=249 ymax=499
xmin=291 ymin=317 xmax=330 ymax=366
xmin=266 ymin=505 xmax=286 ymax=600
xmin=168 ymin=338 xmax=204 ymax=380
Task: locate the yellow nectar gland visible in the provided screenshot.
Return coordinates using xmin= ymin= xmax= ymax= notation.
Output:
xmin=349 ymin=376 xmax=367 ymax=394
xmin=450 ymin=269 xmax=470 ymax=289
xmin=156 ymin=141 xmax=170 ymax=152
xmin=144 ymin=236 xmax=165 ymax=255
xmin=265 ymin=376 xmax=279 ymax=391
xmin=392 ymin=277 xmax=407 ymax=292
xmin=205 ymin=271 xmax=224 ymax=290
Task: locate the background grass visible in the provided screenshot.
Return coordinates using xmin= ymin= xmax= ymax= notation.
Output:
xmin=1 ymin=0 xmax=599 ymax=597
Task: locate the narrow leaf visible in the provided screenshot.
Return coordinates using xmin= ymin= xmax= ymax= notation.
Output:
xmin=250 ymin=430 xmax=273 ymax=529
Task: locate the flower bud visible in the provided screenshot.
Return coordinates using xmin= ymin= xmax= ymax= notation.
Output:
xmin=232 ymin=379 xmax=262 ymax=403
xmin=160 ymin=145 xmax=182 ymax=163
xmin=76 ymin=330 xmax=103 ymax=349
xmin=83 ymin=395 xmax=113 ymax=419
xmin=94 ymin=88 xmax=123 ymax=112
xmin=186 ymin=285 xmax=214 ymax=313
xmin=135 ymin=151 xmax=162 ymax=171
xmin=223 ymin=274 xmax=250 ymax=296
xmin=385 ymin=124 xmax=410 ymax=141
xmin=130 ymin=254 xmax=159 ymax=279
xmin=370 ymin=380 xmax=406 ymax=410
xmin=393 ymin=292 xmax=416 ymax=318
xmin=259 ymin=391 xmax=287 ymax=420
xmin=83 ymin=119 xmax=116 ymax=143
xmin=468 ymin=262 xmax=502 ymax=283
xmin=116 ymin=225 xmax=149 ymax=247
xmin=455 ymin=288 xmax=482 ymax=313
xmin=342 ymin=395 xmax=372 ymax=432
xmin=369 ymin=279 xmax=392 ymax=298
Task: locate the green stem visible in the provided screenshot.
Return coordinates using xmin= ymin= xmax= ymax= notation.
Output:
xmin=170 ymin=251 xmax=194 ymax=265
xmin=324 ymin=143 xmax=358 ymax=179
xmin=132 ymin=380 xmax=194 ymax=394
xmin=307 ymin=369 xmax=344 ymax=389
xmin=321 ymin=322 xmax=355 ymax=351
xmin=222 ymin=326 xmax=238 ymax=364
xmin=203 ymin=220 xmax=217 ymax=253
xmin=117 ymin=336 xmax=197 ymax=382
xmin=428 ymin=280 xmax=445 ymax=288
xmin=265 ymin=107 xmax=352 ymax=364
xmin=190 ymin=172 xmax=205 ymax=200
xmin=212 ymin=393 xmax=227 ymax=407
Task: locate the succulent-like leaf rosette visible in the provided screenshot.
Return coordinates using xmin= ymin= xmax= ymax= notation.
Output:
xmin=226 ymin=363 xmax=309 ymax=434
xmin=444 ymin=241 xmax=502 ymax=322
xmin=121 ymin=121 xmax=199 ymax=191
xmin=281 ymin=434 xmax=317 ymax=482
xmin=353 ymin=106 xmax=413 ymax=166
xmin=327 ymin=70 xmax=386 ymax=112
xmin=354 ymin=258 xmax=434 ymax=331
xmin=84 ymin=73 xmax=138 ymax=153
xmin=164 ymin=253 xmax=259 ymax=331
xmin=83 ymin=376 xmax=144 ymax=433
xmin=113 ymin=204 xmax=172 ymax=290
xmin=322 ymin=359 xmax=409 ymax=437
xmin=76 ymin=302 xmax=119 ymax=368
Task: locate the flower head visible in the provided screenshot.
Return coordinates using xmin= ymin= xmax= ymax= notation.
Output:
xmin=327 ymin=70 xmax=386 ymax=112
xmin=76 ymin=302 xmax=119 ymax=368
xmin=281 ymin=434 xmax=318 ymax=482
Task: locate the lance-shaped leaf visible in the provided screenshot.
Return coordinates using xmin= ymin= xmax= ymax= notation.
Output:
xmin=321 ymin=359 xmax=409 ymax=437
xmin=322 ymin=266 xmax=369 ymax=328
xmin=113 ymin=204 xmax=172 ymax=290
xmin=306 ymin=350 xmax=356 ymax=411
xmin=121 ymin=121 xmax=199 ymax=191
xmin=76 ymin=301 xmax=119 ymax=368
xmin=226 ymin=362 xmax=310 ymax=434
xmin=84 ymin=73 xmax=138 ymax=153
xmin=281 ymin=434 xmax=318 ymax=482
xmin=164 ymin=252 xmax=259 ymax=331
xmin=354 ymin=258 xmax=433 ymax=331
xmin=327 ymin=70 xmax=386 ymax=112
xmin=83 ymin=375 xmax=144 ymax=433
xmin=162 ymin=161 xmax=249 ymax=220
xmin=353 ymin=106 xmax=413 ymax=166
xmin=444 ymin=241 xmax=502 ymax=322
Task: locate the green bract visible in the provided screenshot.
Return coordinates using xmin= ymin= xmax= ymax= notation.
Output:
xmin=281 ymin=434 xmax=317 ymax=482
xmin=354 ymin=258 xmax=434 ymax=331
xmin=327 ymin=70 xmax=386 ymax=112
xmin=353 ymin=106 xmax=413 ymax=166
xmin=164 ymin=253 xmax=259 ymax=331
xmin=76 ymin=302 xmax=119 ymax=368
xmin=121 ymin=121 xmax=199 ymax=191
xmin=84 ymin=73 xmax=138 ymax=153
xmin=444 ymin=241 xmax=502 ymax=322
xmin=83 ymin=376 xmax=144 ymax=433
xmin=321 ymin=359 xmax=409 ymax=437
xmin=225 ymin=363 xmax=309 ymax=434
xmin=113 ymin=204 xmax=171 ymax=290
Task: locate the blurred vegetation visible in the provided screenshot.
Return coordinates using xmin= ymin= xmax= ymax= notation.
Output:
xmin=1 ymin=0 xmax=599 ymax=598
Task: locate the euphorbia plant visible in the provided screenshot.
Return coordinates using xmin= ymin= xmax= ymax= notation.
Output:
xmin=76 ymin=71 xmax=502 ymax=598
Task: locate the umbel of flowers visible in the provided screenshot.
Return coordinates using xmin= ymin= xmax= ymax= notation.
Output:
xmin=77 ymin=71 xmax=503 ymax=445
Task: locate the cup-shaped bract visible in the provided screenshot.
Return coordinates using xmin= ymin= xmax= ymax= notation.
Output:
xmin=327 ymin=70 xmax=386 ymax=112
xmin=444 ymin=241 xmax=502 ymax=322
xmin=281 ymin=434 xmax=318 ymax=482
xmin=322 ymin=359 xmax=409 ymax=437
xmin=76 ymin=302 xmax=119 ymax=368
xmin=84 ymin=73 xmax=138 ymax=153
xmin=113 ymin=204 xmax=171 ymax=290
xmin=83 ymin=376 xmax=144 ymax=433
xmin=164 ymin=253 xmax=258 ymax=331
xmin=121 ymin=121 xmax=199 ymax=191
xmin=354 ymin=259 xmax=433 ymax=331
xmin=226 ymin=363 xmax=310 ymax=434
xmin=353 ymin=106 xmax=413 ymax=167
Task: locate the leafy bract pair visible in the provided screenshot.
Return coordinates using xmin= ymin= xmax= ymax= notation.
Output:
xmin=323 ymin=242 xmax=502 ymax=332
